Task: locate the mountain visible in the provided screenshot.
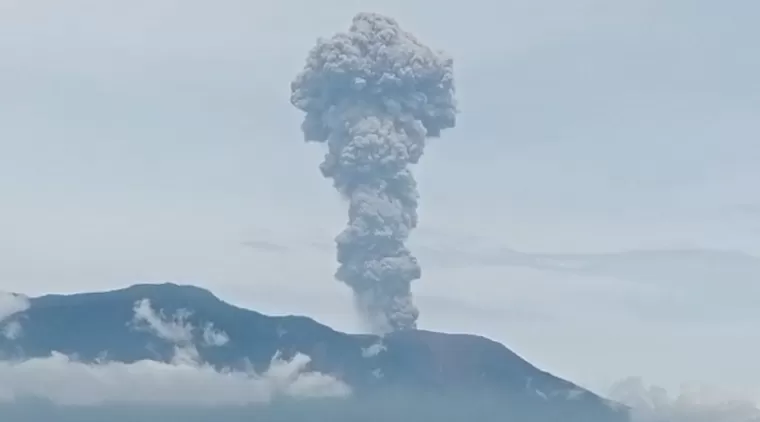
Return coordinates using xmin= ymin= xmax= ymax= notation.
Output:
xmin=0 ymin=283 xmax=629 ymax=421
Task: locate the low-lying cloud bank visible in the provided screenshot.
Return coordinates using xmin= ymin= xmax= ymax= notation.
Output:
xmin=0 ymin=297 xmax=350 ymax=406
xmin=609 ymin=377 xmax=760 ymax=422
xmin=1 ymin=360 xmax=756 ymax=421
xmin=0 ymin=352 xmax=350 ymax=406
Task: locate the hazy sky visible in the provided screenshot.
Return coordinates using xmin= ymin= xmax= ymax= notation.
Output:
xmin=1 ymin=0 xmax=758 ymax=398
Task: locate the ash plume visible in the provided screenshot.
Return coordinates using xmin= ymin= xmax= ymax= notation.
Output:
xmin=290 ymin=13 xmax=457 ymax=333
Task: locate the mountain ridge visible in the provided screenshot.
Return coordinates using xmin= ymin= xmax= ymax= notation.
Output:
xmin=0 ymin=282 xmax=629 ymax=421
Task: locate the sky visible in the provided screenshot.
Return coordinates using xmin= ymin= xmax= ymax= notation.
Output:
xmin=0 ymin=0 xmax=758 ymax=400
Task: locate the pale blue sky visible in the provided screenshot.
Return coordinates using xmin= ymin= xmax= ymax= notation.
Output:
xmin=1 ymin=0 xmax=758 ymax=397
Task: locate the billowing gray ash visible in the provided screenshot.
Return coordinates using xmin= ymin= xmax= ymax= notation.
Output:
xmin=290 ymin=13 xmax=457 ymax=333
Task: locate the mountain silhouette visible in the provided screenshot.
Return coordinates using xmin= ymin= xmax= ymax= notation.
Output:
xmin=0 ymin=283 xmax=629 ymax=421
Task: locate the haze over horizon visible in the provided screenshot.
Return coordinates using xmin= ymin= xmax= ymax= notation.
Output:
xmin=1 ymin=0 xmax=758 ymax=404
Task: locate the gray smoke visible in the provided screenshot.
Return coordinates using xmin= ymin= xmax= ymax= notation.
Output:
xmin=290 ymin=13 xmax=457 ymax=333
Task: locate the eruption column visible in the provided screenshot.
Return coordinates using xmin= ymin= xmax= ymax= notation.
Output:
xmin=290 ymin=13 xmax=457 ymax=333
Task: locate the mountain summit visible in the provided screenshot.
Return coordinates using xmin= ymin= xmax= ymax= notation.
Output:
xmin=0 ymin=283 xmax=628 ymax=421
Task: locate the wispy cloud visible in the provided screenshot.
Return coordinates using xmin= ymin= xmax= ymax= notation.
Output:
xmin=0 ymin=292 xmax=29 ymax=323
xmin=361 ymin=342 xmax=386 ymax=358
xmin=131 ymin=299 xmax=196 ymax=345
xmin=738 ymin=203 xmax=760 ymax=217
xmin=418 ymin=243 xmax=760 ymax=314
xmin=241 ymin=240 xmax=291 ymax=254
xmin=0 ymin=292 xmax=29 ymax=340
xmin=130 ymin=298 xmax=230 ymax=349
xmin=417 ymin=241 xmax=760 ymax=285
xmin=2 ymin=321 xmax=23 ymax=340
xmin=201 ymin=322 xmax=229 ymax=347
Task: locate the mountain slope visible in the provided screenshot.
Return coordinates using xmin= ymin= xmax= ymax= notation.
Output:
xmin=0 ymin=283 xmax=628 ymax=421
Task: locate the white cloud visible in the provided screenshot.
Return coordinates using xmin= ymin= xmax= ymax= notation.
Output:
xmin=129 ymin=298 xmax=232 ymax=364
xmin=0 ymin=292 xmax=29 ymax=323
xmin=0 ymin=352 xmax=350 ymax=406
xmin=201 ymin=322 xmax=229 ymax=347
xmin=131 ymin=299 xmax=199 ymax=364
xmin=0 ymin=298 xmax=350 ymax=406
xmin=2 ymin=321 xmax=23 ymax=340
xmin=130 ymin=299 xmax=195 ymax=345
xmin=0 ymin=292 xmax=28 ymax=341
xmin=609 ymin=377 xmax=760 ymax=422
xmin=361 ymin=342 xmax=386 ymax=358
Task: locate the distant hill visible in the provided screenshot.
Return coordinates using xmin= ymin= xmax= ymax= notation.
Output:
xmin=0 ymin=283 xmax=629 ymax=421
